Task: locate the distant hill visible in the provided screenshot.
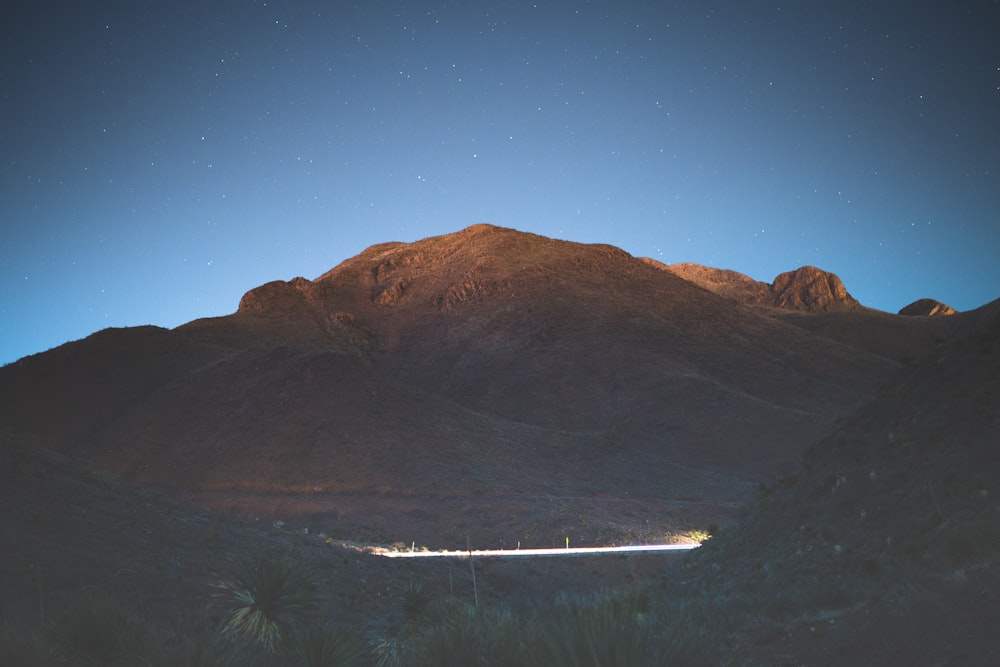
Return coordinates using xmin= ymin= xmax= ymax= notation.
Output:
xmin=899 ymin=297 xmax=958 ymax=316
xmin=657 ymin=262 xmax=862 ymax=313
xmin=658 ymin=260 xmax=974 ymax=362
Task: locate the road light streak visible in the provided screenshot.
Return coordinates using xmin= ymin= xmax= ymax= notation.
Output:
xmin=370 ymin=543 xmax=701 ymax=558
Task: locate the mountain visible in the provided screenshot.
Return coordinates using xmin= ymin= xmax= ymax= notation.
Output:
xmin=658 ymin=260 xmax=976 ymax=363
xmin=663 ymin=297 xmax=1000 ymax=664
xmin=0 ymin=225 xmax=973 ymax=548
xmin=658 ymin=262 xmax=862 ymax=313
xmin=899 ymin=297 xmax=958 ymax=316
xmin=2 ymin=224 xmax=998 ymax=663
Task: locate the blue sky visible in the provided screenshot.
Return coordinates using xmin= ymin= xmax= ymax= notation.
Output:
xmin=2 ymin=1 xmax=999 ymax=365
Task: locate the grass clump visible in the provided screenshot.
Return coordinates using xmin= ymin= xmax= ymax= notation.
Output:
xmin=537 ymin=590 xmax=669 ymax=667
xmin=378 ymin=587 xmax=714 ymax=666
xmin=392 ymin=600 xmax=529 ymax=667
xmin=212 ymin=549 xmax=320 ymax=653
xmin=399 ymin=582 xmax=430 ymax=622
xmin=295 ymin=625 xmax=370 ymax=667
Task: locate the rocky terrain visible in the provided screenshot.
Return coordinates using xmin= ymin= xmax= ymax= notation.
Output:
xmin=660 ymin=262 xmax=863 ymax=313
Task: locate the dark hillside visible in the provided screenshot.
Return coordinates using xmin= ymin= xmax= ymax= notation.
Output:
xmin=665 ymin=298 xmax=1000 ymax=664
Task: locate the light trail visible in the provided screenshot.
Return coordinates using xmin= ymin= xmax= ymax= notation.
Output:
xmin=368 ymin=543 xmax=701 ymax=558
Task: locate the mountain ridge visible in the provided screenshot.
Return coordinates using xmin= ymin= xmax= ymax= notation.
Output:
xmin=660 ymin=261 xmax=861 ymax=313
xmin=0 ymin=225 xmax=986 ymax=548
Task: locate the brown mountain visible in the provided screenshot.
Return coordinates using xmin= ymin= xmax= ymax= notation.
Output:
xmin=2 ymin=224 xmax=998 ymax=663
xmin=659 ymin=260 xmax=975 ymax=363
xmin=658 ymin=262 xmax=862 ymax=313
xmin=0 ymin=225 xmax=968 ymax=548
xmin=899 ymin=297 xmax=958 ymax=316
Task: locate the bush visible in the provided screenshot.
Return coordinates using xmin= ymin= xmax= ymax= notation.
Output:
xmin=536 ymin=591 xmax=668 ymax=667
xmin=399 ymin=582 xmax=430 ymax=622
xmin=295 ymin=625 xmax=370 ymax=667
xmin=212 ymin=549 xmax=320 ymax=652
xmin=400 ymin=601 xmax=529 ymax=667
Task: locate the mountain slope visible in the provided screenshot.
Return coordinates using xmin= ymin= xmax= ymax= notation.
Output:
xmin=659 ymin=260 xmax=973 ymax=362
xmin=664 ymin=298 xmax=1000 ymax=664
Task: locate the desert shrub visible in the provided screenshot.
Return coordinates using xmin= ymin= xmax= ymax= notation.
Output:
xmin=398 ymin=602 xmax=529 ymax=667
xmin=539 ymin=606 xmax=659 ymax=666
xmin=295 ymin=625 xmax=370 ymax=667
xmin=399 ymin=582 xmax=430 ymax=622
xmin=687 ymin=529 xmax=713 ymax=544
xmin=533 ymin=590 xmax=668 ymax=667
xmin=382 ymin=587 xmax=720 ymax=666
xmin=371 ymin=636 xmax=404 ymax=667
xmin=212 ymin=549 xmax=320 ymax=652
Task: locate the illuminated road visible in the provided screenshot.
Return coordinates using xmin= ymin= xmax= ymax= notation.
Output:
xmin=369 ymin=543 xmax=700 ymax=558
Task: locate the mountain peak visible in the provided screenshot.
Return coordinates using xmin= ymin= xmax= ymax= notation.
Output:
xmin=770 ymin=265 xmax=860 ymax=312
xmin=661 ymin=263 xmax=861 ymax=313
xmin=898 ymin=298 xmax=958 ymax=317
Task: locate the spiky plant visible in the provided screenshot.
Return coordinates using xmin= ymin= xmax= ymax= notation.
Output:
xmin=295 ymin=625 xmax=370 ymax=667
xmin=211 ymin=550 xmax=319 ymax=653
xmin=402 ymin=602 xmax=529 ymax=667
xmin=537 ymin=591 xmax=667 ymax=667
xmin=371 ymin=636 xmax=403 ymax=667
xmin=399 ymin=582 xmax=430 ymax=622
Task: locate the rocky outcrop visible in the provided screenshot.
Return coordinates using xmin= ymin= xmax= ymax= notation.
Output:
xmin=237 ymin=277 xmax=314 ymax=316
xmin=898 ymin=298 xmax=958 ymax=317
xmin=661 ymin=263 xmax=861 ymax=313
xmin=769 ymin=266 xmax=861 ymax=313
xmin=656 ymin=262 xmax=772 ymax=304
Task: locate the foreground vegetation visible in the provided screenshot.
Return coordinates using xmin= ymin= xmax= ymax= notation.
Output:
xmin=1 ymin=547 xmax=719 ymax=666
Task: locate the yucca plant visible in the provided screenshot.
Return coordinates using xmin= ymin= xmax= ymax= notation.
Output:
xmin=295 ymin=625 xmax=370 ymax=667
xmin=399 ymin=582 xmax=430 ymax=622
xmin=536 ymin=591 xmax=667 ymax=667
xmin=212 ymin=550 xmax=319 ymax=653
xmin=402 ymin=602 xmax=529 ymax=667
xmin=371 ymin=636 xmax=403 ymax=667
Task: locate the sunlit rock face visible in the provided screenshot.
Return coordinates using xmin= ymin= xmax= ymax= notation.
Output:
xmin=898 ymin=298 xmax=958 ymax=317
xmin=769 ymin=266 xmax=861 ymax=313
xmin=662 ymin=263 xmax=861 ymax=313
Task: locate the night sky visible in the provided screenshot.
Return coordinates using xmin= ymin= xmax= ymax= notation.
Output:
xmin=3 ymin=1 xmax=999 ymax=365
